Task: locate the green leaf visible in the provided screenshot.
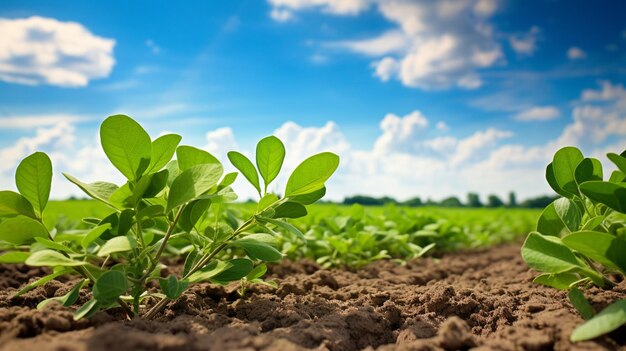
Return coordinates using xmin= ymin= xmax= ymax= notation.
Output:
xmin=165 ymin=160 xmax=180 ymax=187
xmin=212 ymin=258 xmax=254 ymax=282
xmin=562 ymin=231 xmax=626 ymax=274
xmin=0 ymin=217 xmax=48 ymax=244
xmin=13 ymin=269 xmax=70 ymax=297
xmin=607 ymin=153 xmax=626 ymax=174
xmin=187 ymin=260 xmax=232 ymax=283
xmin=228 ymin=151 xmax=261 ymax=196
xmin=260 ymin=217 xmax=305 ymax=241
xmin=609 ymin=170 xmax=626 ymax=183
xmin=37 ymin=279 xmax=85 ymax=310
xmin=536 ymin=202 xmax=564 ymax=236
xmin=234 ymin=237 xmax=283 ymax=262
xmin=552 ymin=147 xmax=584 ymax=196
xmin=158 ymin=275 xmax=189 ymax=299
xmin=521 ymin=232 xmax=585 ymax=273
xmin=146 ymin=134 xmax=182 ymax=173
xmin=97 ymin=236 xmax=136 ymax=257
xmin=74 ymin=298 xmax=99 ymax=320
xmin=0 ymin=251 xmax=30 ymax=263
xmin=100 ymin=115 xmax=152 ymax=181
xmin=246 ymin=264 xmax=267 ymax=280
xmin=290 ymin=187 xmax=326 ymax=205
xmin=274 ymin=202 xmax=307 ymax=218
xmin=183 ymin=251 xmax=200 ymax=277
xmin=178 ymin=199 xmax=211 ymax=233
xmin=63 ymin=174 xmax=118 ymax=207
xmin=34 ymin=237 xmax=74 ymax=253
xmin=81 ymin=224 xmax=112 ymax=249
xmin=0 ymin=190 xmax=37 ymax=219
xmin=580 ymin=181 xmax=626 ymax=213
xmin=571 ymin=299 xmax=626 ymax=342
xmin=255 ymin=136 xmax=285 ymax=192
xmin=92 ymin=270 xmax=128 ymax=304
xmin=285 ymin=152 xmax=339 ymax=197
xmin=26 ymin=250 xmax=87 ymax=267
xmin=575 ymin=158 xmax=603 ymax=185
xmin=219 ymin=172 xmax=238 ymax=188
xmin=569 ymin=288 xmax=595 ymax=320
xmin=553 ymin=198 xmax=581 ymax=233
xmin=167 ymin=164 xmax=223 ymax=213
xmin=176 ymin=145 xmax=220 ymax=171
xmin=143 ymin=169 xmax=169 ymax=198
xmin=15 ymin=152 xmax=52 ymax=217
xmin=257 ymin=193 xmax=279 ymax=212
xmin=136 ymin=204 xmax=164 ymax=219
xmin=533 ymin=272 xmax=580 ymax=290
xmin=581 ymin=216 xmax=604 ymax=231
xmin=546 ymin=163 xmax=573 ymax=198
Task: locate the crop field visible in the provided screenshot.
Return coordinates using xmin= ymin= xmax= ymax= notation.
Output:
xmin=1 ymin=115 xmax=625 ymax=351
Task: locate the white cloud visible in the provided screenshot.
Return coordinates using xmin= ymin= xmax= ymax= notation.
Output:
xmin=373 ymin=111 xmax=429 ymax=154
xmin=329 ymin=30 xmax=410 ymax=56
xmin=0 ymin=16 xmax=115 ymax=87
xmin=567 ymin=47 xmax=586 ymax=60
xmin=509 ymin=26 xmax=540 ymax=56
xmin=270 ymin=8 xmax=295 ymax=22
xmin=0 ymin=114 xmax=90 ymax=129
xmin=204 ymin=127 xmax=239 ymax=160
xmin=514 ymin=106 xmax=560 ymax=121
xmin=0 ymin=122 xmax=75 ymax=173
xmin=272 ymin=0 xmax=503 ymax=90
xmin=268 ymin=0 xmax=371 ymax=15
xmin=581 ymin=80 xmax=626 ymax=102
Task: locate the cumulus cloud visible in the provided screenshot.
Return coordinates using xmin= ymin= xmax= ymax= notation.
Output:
xmin=514 ymin=106 xmax=560 ymax=121
xmin=567 ymin=47 xmax=586 ymax=60
xmin=508 ymin=26 xmax=540 ymax=56
xmin=272 ymin=0 xmax=503 ymax=90
xmin=0 ymin=16 xmax=116 ymax=87
xmin=0 ymin=114 xmax=90 ymax=129
xmin=204 ymin=127 xmax=239 ymax=160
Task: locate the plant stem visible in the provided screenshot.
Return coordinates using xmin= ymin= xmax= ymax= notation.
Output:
xmin=137 ymin=206 xmax=185 ymax=282
xmin=144 ymin=197 xmax=290 ymax=319
xmin=143 ymin=217 xmax=256 ymax=319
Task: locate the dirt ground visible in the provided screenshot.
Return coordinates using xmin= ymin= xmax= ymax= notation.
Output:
xmin=1 ymin=243 xmax=625 ymax=351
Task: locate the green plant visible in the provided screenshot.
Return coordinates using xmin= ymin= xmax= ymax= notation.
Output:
xmin=0 ymin=114 xmax=339 ymax=320
xmin=521 ymin=146 xmax=626 ymax=341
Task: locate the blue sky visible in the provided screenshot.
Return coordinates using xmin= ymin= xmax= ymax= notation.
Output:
xmin=0 ymin=0 xmax=625 ymax=201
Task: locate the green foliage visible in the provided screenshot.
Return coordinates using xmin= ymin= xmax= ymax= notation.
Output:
xmin=521 ymin=146 xmax=626 ymax=342
xmin=0 ymin=115 xmax=339 ymax=320
xmin=15 ymin=152 xmax=52 ymax=217
xmin=285 ymin=152 xmax=339 ymax=197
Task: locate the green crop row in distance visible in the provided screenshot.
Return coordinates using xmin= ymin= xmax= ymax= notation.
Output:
xmin=0 ymin=114 xmax=339 ymax=320
xmin=521 ymin=146 xmax=626 ymax=342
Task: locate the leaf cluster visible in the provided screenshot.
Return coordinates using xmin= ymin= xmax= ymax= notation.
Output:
xmin=0 ymin=115 xmax=339 ymax=320
xmin=521 ymin=147 xmax=626 ymax=341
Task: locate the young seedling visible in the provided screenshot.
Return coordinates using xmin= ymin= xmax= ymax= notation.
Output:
xmin=521 ymin=146 xmax=626 ymax=341
xmin=0 ymin=115 xmax=339 ymax=320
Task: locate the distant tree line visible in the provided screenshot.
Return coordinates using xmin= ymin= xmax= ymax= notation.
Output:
xmin=342 ymin=192 xmax=557 ymax=209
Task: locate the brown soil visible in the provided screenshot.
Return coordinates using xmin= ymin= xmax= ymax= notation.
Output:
xmin=1 ymin=244 xmax=625 ymax=351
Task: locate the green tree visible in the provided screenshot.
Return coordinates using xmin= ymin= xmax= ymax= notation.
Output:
xmin=508 ymin=191 xmax=517 ymax=207
xmin=467 ymin=192 xmax=482 ymax=207
xmin=487 ymin=194 xmax=504 ymax=208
